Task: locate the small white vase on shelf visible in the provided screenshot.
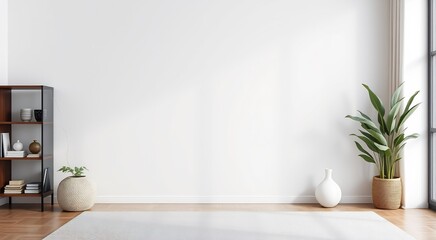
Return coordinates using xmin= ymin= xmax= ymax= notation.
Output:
xmin=315 ymin=168 xmax=342 ymax=207
xmin=13 ymin=140 xmax=23 ymax=151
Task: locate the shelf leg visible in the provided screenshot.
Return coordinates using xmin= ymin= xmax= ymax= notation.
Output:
xmin=8 ymin=197 xmax=11 ymax=209
xmin=41 ymin=197 xmax=44 ymax=212
xmin=51 ymin=193 xmax=54 ymax=205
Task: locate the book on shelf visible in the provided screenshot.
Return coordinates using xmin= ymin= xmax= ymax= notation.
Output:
xmin=25 ymin=181 xmax=41 ymax=192
xmin=5 ymin=154 xmax=26 ymax=157
xmin=26 ymin=182 xmax=41 ymax=187
xmin=9 ymin=179 xmax=24 ymax=185
xmin=4 ymin=189 xmax=23 ymax=194
xmin=1 ymin=133 xmax=10 ymax=157
xmin=4 ymin=180 xmax=26 ymax=193
xmin=24 ymin=189 xmax=41 ymax=194
xmin=6 ymin=150 xmax=24 ymax=154
xmin=5 ymin=151 xmax=26 ymax=157
xmin=4 ymin=184 xmax=25 ymax=190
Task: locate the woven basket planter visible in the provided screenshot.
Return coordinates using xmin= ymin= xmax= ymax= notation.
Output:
xmin=57 ymin=176 xmax=95 ymax=211
xmin=372 ymin=176 xmax=401 ymax=209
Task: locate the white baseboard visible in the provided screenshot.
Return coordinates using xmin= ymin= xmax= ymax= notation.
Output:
xmin=0 ymin=198 xmax=7 ymax=206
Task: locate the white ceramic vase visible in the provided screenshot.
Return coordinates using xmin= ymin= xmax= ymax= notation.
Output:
xmin=13 ymin=140 xmax=23 ymax=151
xmin=315 ymin=168 xmax=341 ymax=207
xmin=57 ymin=176 xmax=95 ymax=211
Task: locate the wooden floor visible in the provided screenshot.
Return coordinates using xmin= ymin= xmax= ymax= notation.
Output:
xmin=0 ymin=203 xmax=435 ymax=240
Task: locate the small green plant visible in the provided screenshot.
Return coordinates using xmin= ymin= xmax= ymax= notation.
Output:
xmin=58 ymin=166 xmax=88 ymax=177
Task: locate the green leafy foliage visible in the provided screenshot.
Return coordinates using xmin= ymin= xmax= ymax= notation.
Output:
xmin=346 ymin=83 xmax=420 ymax=179
xmin=58 ymin=166 xmax=88 ymax=177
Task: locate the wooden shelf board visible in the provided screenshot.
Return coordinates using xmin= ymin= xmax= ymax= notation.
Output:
xmin=0 ymin=154 xmax=52 ymax=161
xmin=0 ymin=85 xmax=45 ymax=90
xmin=0 ymin=190 xmax=53 ymax=198
xmin=0 ymin=122 xmax=53 ymax=125
xmin=0 ymin=157 xmax=42 ymax=161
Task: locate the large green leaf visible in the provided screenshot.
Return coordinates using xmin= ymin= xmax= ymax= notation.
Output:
xmin=374 ymin=142 xmax=389 ymax=151
xmin=390 ymin=83 xmax=404 ymax=107
xmin=397 ymin=103 xmax=421 ymax=132
xmin=377 ymin=114 xmax=387 ymax=135
xmin=351 ymin=134 xmax=379 ymax=152
xmin=367 ymin=128 xmax=387 ymax=145
xmin=386 ymin=100 xmax=402 ymax=133
xmin=346 ymin=115 xmax=379 ymax=132
xmin=398 ymin=142 xmax=406 ymax=151
xmin=403 ymin=133 xmax=419 ymax=142
xmin=363 ymin=84 xmax=385 ymax=117
xmin=358 ymin=154 xmax=376 ymax=163
xmin=404 ymin=90 xmax=420 ymax=113
xmin=354 ymin=141 xmax=372 ymax=156
xmin=394 ymin=133 xmax=418 ymax=148
xmin=358 ymin=111 xmax=372 ymax=120
xmin=360 ymin=123 xmax=374 ymax=133
xmin=395 ymin=90 xmax=419 ymax=132
xmin=359 ymin=130 xmax=378 ymax=143
xmin=394 ymin=134 xmax=405 ymax=148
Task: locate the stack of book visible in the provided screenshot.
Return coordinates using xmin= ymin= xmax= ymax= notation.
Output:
xmin=5 ymin=150 xmax=26 ymax=158
xmin=4 ymin=179 xmax=25 ymax=194
xmin=24 ymin=182 xmax=41 ymax=194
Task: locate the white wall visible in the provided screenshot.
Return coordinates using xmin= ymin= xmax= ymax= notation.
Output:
xmin=401 ymin=0 xmax=428 ymax=208
xmin=0 ymin=0 xmax=7 ymax=83
xmin=6 ymin=0 xmax=390 ymax=203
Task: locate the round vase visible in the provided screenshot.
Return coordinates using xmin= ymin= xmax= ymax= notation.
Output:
xmin=315 ymin=168 xmax=342 ymax=207
xmin=57 ymin=176 xmax=95 ymax=211
xmin=29 ymin=140 xmax=41 ymax=154
xmin=372 ymin=176 xmax=401 ymax=209
xmin=13 ymin=140 xmax=23 ymax=151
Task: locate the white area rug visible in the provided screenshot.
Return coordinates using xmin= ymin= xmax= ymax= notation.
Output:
xmin=44 ymin=211 xmax=415 ymax=240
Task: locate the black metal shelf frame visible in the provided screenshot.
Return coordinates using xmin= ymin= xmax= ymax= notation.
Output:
xmin=428 ymin=0 xmax=436 ymax=211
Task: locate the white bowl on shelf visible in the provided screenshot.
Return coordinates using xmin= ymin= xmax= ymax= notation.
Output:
xmin=20 ymin=108 xmax=32 ymax=122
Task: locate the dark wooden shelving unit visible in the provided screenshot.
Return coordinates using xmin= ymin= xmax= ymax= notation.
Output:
xmin=0 ymin=85 xmax=53 ymax=211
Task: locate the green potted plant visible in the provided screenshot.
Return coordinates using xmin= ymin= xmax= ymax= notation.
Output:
xmin=346 ymin=83 xmax=420 ymax=209
xmin=58 ymin=166 xmax=88 ymax=177
xmin=57 ymin=165 xmax=95 ymax=211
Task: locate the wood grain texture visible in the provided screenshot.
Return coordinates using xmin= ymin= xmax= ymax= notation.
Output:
xmin=0 ymin=86 xmax=44 ymax=90
xmin=0 ymin=204 xmax=80 ymax=240
xmin=0 ymin=203 xmax=435 ymax=240
xmin=0 ymin=89 xmax=11 ymax=190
